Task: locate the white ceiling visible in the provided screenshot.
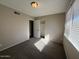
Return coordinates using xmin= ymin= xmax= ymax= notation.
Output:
xmin=0 ymin=0 xmax=71 ymax=17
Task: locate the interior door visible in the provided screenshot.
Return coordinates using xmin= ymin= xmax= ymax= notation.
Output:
xmin=34 ymin=20 xmax=40 ymax=38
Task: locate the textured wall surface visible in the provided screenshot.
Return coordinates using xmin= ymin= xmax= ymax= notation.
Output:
xmin=0 ymin=4 xmax=33 ymax=51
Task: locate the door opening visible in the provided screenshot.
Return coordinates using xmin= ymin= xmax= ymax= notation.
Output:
xmin=29 ymin=20 xmax=34 ymax=38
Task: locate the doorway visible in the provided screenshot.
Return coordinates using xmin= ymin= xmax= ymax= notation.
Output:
xmin=29 ymin=20 xmax=34 ymax=38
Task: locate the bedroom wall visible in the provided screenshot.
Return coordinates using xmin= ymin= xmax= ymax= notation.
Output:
xmin=0 ymin=4 xmax=33 ymax=51
xmin=38 ymin=13 xmax=65 ymax=43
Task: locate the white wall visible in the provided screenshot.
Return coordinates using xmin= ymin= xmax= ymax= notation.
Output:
xmin=38 ymin=13 xmax=65 ymax=43
xmin=0 ymin=4 xmax=33 ymax=51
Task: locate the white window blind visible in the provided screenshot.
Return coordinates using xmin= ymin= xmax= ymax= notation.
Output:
xmin=65 ymin=0 xmax=79 ymax=51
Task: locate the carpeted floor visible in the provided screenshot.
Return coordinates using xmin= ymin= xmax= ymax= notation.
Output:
xmin=0 ymin=38 xmax=66 ymax=59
